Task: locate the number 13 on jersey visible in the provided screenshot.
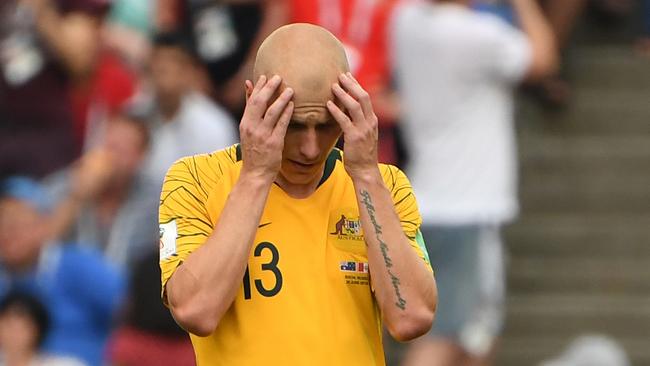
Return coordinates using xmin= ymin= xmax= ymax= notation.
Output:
xmin=243 ymin=242 xmax=283 ymax=299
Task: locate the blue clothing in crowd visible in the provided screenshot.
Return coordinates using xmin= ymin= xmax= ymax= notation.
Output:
xmin=473 ymin=1 xmax=516 ymax=25
xmin=0 ymin=244 xmax=125 ymax=366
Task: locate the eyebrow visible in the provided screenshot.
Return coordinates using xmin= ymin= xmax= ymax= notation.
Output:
xmin=289 ymin=119 xmax=336 ymax=126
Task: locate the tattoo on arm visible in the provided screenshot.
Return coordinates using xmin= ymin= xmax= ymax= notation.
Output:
xmin=360 ymin=190 xmax=407 ymax=310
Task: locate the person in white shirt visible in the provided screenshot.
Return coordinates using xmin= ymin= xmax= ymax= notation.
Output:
xmin=391 ymin=0 xmax=557 ymax=365
xmin=141 ymin=31 xmax=239 ymax=187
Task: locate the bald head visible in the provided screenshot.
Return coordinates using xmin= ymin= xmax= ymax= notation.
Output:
xmin=254 ymin=23 xmax=350 ymax=114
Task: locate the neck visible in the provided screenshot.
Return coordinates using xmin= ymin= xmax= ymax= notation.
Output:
xmin=274 ymin=171 xmax=323 ymax=199
xmin=3 ymin=253 xmax=40 ymax=273
xmin=104 ymin=176 xmax=131 ymax=199
xmin=4 ymin=348 xmax=35 ymax=366
xmin=157 ymin=94 xmax=183 ymax=121
xmin=95 ymin=177 xmax=131 ymax=211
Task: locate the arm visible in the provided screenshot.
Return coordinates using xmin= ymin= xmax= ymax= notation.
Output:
xmin=327 ymin=73 xmax=437 ymax=342
xmin=23 ymin=0 xmax=103 ymax=80
xmin=510 ymin=0 xmax=559 ymax=81
xmin=165 ymin=75 xmax=294 ymax=336
xmin=155 ymin=0 xmax=180 ymax=31
xmin=46 ymin=150 xmax=114 ymax=241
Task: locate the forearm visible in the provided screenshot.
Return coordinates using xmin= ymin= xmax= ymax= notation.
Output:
xmin=511 ymin=0 xmax=558 ymax=79
xmin=167 ymin=174 xmax=272 ymax=335
xmin=353 ymin=170 xmax=436 ymax=341
xmin=32 ymin=2 xmax=100 ymax=79
xmin=46 ymin=195 xmax=83 ymax=241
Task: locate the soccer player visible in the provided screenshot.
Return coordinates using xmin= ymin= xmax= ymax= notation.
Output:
xmin=159 ymin=23 xmax=437 ymax=365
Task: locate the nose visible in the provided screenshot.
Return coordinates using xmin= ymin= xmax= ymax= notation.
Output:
xmin=298 ymin=128 xmax=320 ymax=162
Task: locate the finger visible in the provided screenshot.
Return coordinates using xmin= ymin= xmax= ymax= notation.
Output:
xmin=338 ymin=73 xmax=373 ymax=117
xmin=263 ymin=87 xmax=294 ymax=128
xmin=243 ymin=75 xmax=266 ymax=116
xmin=272 ymin=101 xmax=294 ymax=140
xmin=247 ymin=75 xmax=283 ymax=120
xmin=332 ymin=82 xmax=365 ymax=123
xmin=245 ymin=79 xmax=254 ymax=101
xmin=244 ymin=75 xmax=267 ymax=106
xmin=253 ymin=75 xmax=267 ymax=94
xmin=327 ymin=100 xmax=353 ymax=133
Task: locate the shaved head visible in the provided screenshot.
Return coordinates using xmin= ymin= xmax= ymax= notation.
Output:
xmin=254 ymin=23 xmax=350 ymax=117
xmin=251 ymin=23 xmax=351 ymax=192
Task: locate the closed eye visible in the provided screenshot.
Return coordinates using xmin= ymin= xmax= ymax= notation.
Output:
xmin=287 ymin=122 xmax=307 ymax=131
xmin=316 ymin=122 xmax=338 ymax=131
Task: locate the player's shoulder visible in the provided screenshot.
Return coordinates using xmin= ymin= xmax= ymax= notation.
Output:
xmin=162 ymin=144 xmax=240 ymax=201
xmin=378 ymin=163 xmax=412 ymax=191
xmin=165 ymin=144 xmax=240 ymax=180
xmin=331 ymin=150 xmax=411 ymax=191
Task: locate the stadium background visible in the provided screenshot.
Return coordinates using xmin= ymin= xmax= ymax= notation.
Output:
xmin=1 ymin=0 xmax=649 ymax=365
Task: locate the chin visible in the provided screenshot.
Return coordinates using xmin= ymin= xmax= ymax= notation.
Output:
xmin=279 ymin=166 xmax=322 ymax=186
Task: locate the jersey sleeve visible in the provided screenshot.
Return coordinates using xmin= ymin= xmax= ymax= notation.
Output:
xmin=381 ymin=165 xmax=432 ymax=271
xmin=158 ymin=158 xmax=214 ymax=303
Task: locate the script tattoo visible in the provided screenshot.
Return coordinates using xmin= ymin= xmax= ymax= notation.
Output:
xmin=360 ymin=190 xmax=407 ymax=310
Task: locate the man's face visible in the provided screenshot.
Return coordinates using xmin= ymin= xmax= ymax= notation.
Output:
xmin=150 ymin=46 xmax=191 ymax=100
xmin=0 ymin=306 xmax=39 ymax=354
xmin=277 ymin=90 xmax=342 ymax=186
xmin=0 ymin=199 xmax=45 ymax=268
xmin=103 ymin=117 xmax=147 ymax=182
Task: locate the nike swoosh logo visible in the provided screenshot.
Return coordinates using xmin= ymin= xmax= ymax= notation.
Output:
xmin=258 ymin=222 xmax=272 ymax=228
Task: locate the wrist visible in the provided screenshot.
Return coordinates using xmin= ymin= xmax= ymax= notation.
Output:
xmin=69 ymin=187 xmax=91 ymax=204
xmin=349 ymin=167 xmax=383 ymax=186
xmin=238 ymin=170 xmax=275 ymax=190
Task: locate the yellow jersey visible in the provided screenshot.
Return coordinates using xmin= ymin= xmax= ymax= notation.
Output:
xmin=159 ymin=144 xmax=431 ymax=366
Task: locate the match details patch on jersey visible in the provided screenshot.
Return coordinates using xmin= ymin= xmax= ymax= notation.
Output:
xmin=340 ymin=261 xmax=370 ymax=286
xmin=159 ymin=220 xmax=178 ymax=260
xmin=340 ymin=261 xmax=369 ymax=273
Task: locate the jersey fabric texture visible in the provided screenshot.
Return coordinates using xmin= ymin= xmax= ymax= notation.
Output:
xmin=159 ymin=144 xmax=430 ymax=366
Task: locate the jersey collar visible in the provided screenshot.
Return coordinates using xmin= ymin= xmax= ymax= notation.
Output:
xmin=235 ymin=144 xmax=341 ymax=188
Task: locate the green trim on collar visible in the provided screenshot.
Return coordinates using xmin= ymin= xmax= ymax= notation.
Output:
xmin=318 ymin=149 xmax=342 ymax=187
xmin=235 ymin=144 xmax=242 ymax=162
xmin=236 ymin=145 xmax=340 ymax=187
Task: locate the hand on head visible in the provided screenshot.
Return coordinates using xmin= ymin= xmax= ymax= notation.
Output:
xmin=327 ymin=72 xmax=379 ymax=180
xmin=240 ymin=23 xmax=380 ymax=186
xmin=239 ymin=74 xmax=294 ymax=183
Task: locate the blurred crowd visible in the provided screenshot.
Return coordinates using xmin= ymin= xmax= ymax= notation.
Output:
xmin=0 ymin=0 xmax=646 ymax=365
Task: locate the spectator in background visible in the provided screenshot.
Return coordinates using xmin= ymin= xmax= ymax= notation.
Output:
xmin=106 ymin=251 xmax=194 ymax=366
xmin=139 ymin=31 xmax=238 ymax=187
xmin=0 ymin=0 xmax=109 ymax=179
xmin=70 ymin=50 xmax=138 ymax=152
xmin=45 ymin=113 xmax=159 ymax=269
xmin=155 ymin=0 xmax=288 ymax=116
xmin=534 ymin=0 xmax=586 ymax=107
xmin=290 ymin=0 xmax=404 ymax=165
xmin=0 ymin=177 xmax=125 ymax=366
xmin=103 ymin=0 xmax=153 ymax=68
xmin=0 ymin=291 xmax=84 ymax=366
xmin=392 ymin=0 xmax=557 ymax=365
